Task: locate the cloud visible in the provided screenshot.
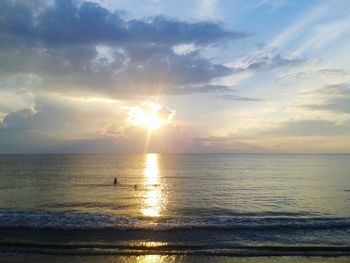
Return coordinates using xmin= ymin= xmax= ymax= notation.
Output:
xmin=195 ymin=0 xmax=218 ymax=20
xmin=221 ymin=2 xmax=339 ymax=87
xmin=171 ymin=84 xmax=232 ymax=95
xmin=300 ymin=83 xmax=350 ymax=113
xmin=128 ymin=101 xmax=176 ymax=129
xmin=228 ymin=47 xmax=302 ymax=72
xmin=265 ymin=119 xmax=350 ymax=137
xmin=276 ymin=68 xmax=350 ymax=116
xmin=0 ymin=0 xmax=248 ymax=97
xmin=278 ymin=69 xmax=350 ymax=84
xmin=188 ymin=136 xmax=270 ymax=153
xmin=250 ymin=0 xmax=288 ymax=12
xmin=306 ymin=98 xmax=350 ymax=114
xmin=0 ymin=111 xmax=191 ymax=154
xmin=0 ymin=97 xmax=193 ymax=153
xmin=221 ymin=94 xmax=265 ymax=102
xmin=268 ymin=3 xmax=331 ymax=49
xmin=0 ymin=97 xmax=272 ymax=153
xmin=172 ymin=43 xmax=198 ymax=55
xmin=299 ymin=83 xmax=350 ymax=96
xmin=292 ymin=17 xmax=350 ymax=56
xmin=0 ymin=95 xmax=127 ymax=137
xmin=0 ymin=108 xmax=36 ymax=130
xmin=18 ymin=1 xmax=242 ymax=45
xmin=2 ymin=101 xmax=349 ymax=153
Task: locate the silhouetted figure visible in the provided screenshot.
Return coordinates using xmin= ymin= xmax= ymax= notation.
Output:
xmin=134 ymin=184 xmax=137 ymax=190
xmin=113 ymin=177 xmax=118 ymax=185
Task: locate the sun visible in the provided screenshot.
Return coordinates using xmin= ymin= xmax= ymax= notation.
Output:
xmin=136 ymin=110 xmax=163 ymax=131
xmin=128 ymin=102 xmax=172 ymax=131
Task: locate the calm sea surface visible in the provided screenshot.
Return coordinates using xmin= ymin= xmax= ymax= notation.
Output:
xmin=0 ymin=153 xmax=350 ymax=257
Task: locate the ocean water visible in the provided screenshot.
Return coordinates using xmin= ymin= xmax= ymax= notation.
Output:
xmin=0 ymin=153 xmax=350 ymax=257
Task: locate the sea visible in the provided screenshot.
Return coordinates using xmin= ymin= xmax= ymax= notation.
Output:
xmin=0 ymin=153 xmax=350 ymax=260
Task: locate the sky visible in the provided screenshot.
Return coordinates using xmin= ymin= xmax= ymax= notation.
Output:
xmin=0 ymin=0 xmax=350 ymax=153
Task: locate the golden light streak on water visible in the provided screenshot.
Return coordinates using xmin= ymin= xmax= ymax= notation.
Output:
xmin=141 ymin=154 xmax=165 ymax=217
xmin=136 ymin=255 xmax=179 ymax=263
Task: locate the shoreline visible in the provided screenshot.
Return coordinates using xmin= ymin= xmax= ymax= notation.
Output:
xmin=1 ymin=243 xmax=350 ymax=257
xmin=2 ymin=254 xmax=350 ymax=263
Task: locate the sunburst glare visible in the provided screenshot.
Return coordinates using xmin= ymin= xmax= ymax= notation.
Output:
xmin=128 ymin=102 xmax=175 ymax=131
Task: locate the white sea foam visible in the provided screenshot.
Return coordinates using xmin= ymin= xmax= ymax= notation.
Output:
xmin=1 ymin=209 xmax=350 ymax=231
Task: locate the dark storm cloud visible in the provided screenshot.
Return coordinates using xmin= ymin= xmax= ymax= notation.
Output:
xmin=0 ymin=0 xmax=248 ymax=96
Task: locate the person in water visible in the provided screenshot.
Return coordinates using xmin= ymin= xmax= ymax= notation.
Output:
xmin=113 ymin=177 xmax=118 ymax=185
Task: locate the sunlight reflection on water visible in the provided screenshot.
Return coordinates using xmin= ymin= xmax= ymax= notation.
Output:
xmin=141 ymin=154 xmax=165 ymax=217
xmin=135 ymin=255 xmax=180 ymax=263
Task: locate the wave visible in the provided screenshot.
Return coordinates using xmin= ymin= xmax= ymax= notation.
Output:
xmin=1 ymin=209 xmax=350 ymax=231
xmin=0 ymin=240 xmax=350 ymax=256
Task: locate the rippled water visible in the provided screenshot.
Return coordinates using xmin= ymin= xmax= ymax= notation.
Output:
xmin=0 ymin=153 xmax=350 ymax=256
